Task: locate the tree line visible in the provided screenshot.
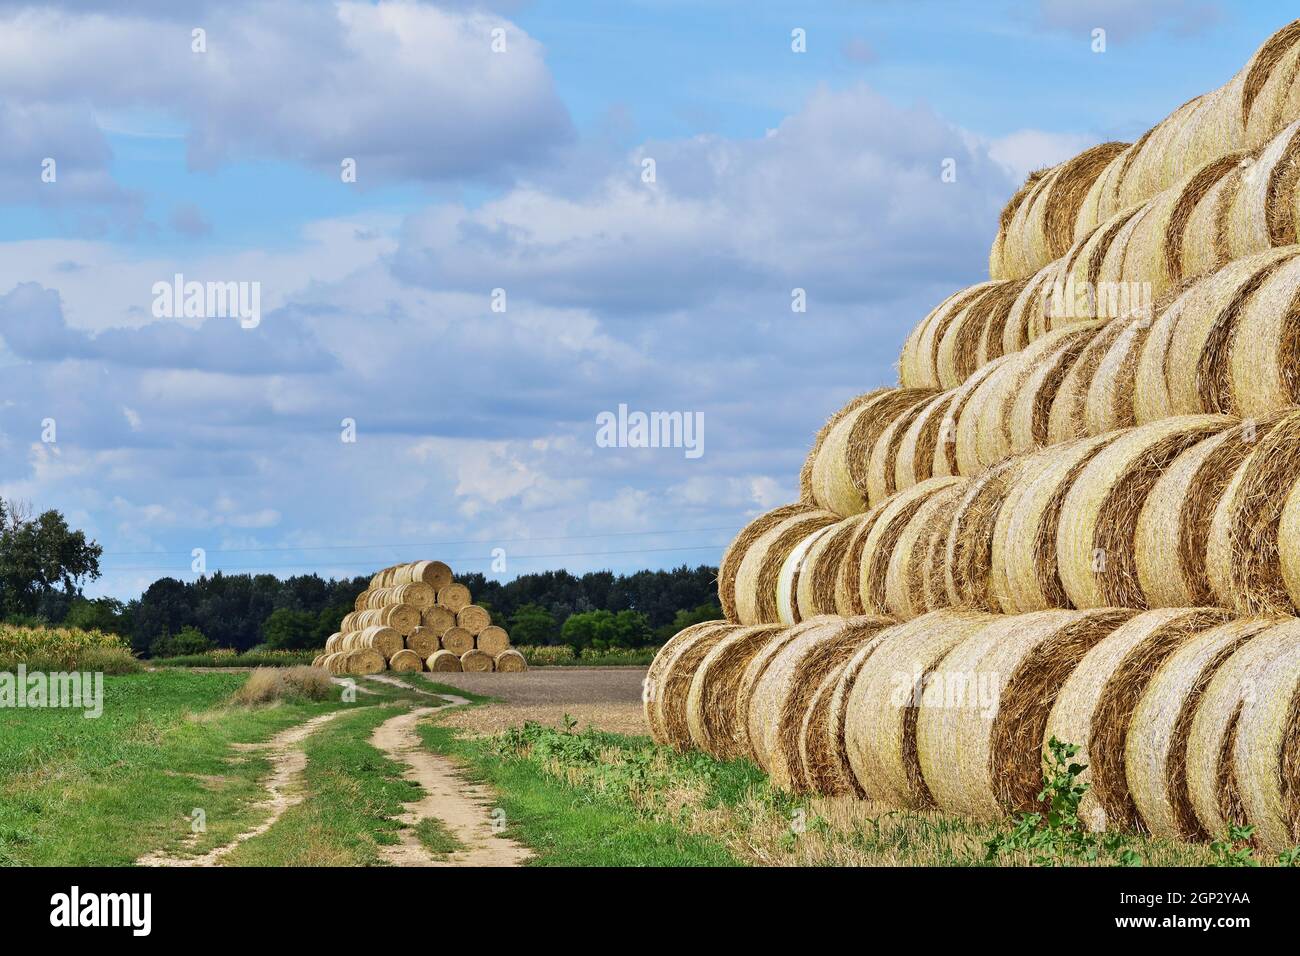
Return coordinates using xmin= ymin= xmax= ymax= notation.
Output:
xmin=2 ymin=501 xmax=722 ymax=657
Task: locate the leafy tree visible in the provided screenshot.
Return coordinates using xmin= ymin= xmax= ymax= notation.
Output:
xmin=261 ymin=607 xmax=319 ymax=650
xmin=653 ymin=601 xmax=723 ymax=643
xmin=0 ymin=501 xmax=103 ymax=618
xmin=64 ymin=596 xmax=127 ymax=635
xmin=150 ymin=625 xmax=213 ymax=658
xmin=509 ymin=603 xmax=560 ymax=646
xmin=561 ymin=608 xmax=652 ymax=653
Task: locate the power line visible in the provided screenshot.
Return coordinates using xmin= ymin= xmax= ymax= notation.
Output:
xmin=99 ymin=543 xmax=729 ymax=574
xmin=99 ymin=525 xmax=743 ymax=557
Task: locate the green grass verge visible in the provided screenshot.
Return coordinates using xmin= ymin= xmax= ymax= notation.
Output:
xmin=220 ymin=703 xmax=424 ymax=866
xmin=416 ymin=720 xmax=743 ymax=866
xmin=0 ymin=671 xmax=344 ymax=865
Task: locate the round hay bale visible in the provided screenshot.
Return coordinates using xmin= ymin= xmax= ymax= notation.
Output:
xmin=1056 ymin=415 xmax=1233 ymax=610
xmin=476 ymin=626 xmax=510 ymax=655
xmin=733 ymin=508 xmax=838 ymax=625
xmin=437 ymin=583 xmax=472 ymax=612
xmin=1222 ymin=121 xmax=1300 ymax=258
xmin=1084 ymin=312 xmax=1154 ymax=435
xmin=338 ymin=612 xmax=359 ymax=633
xmin=395 ymin=560 xmax=452 ymax=590
xmin=857 ymin=477 xmax=962 ymax=616
xmin=311 ymin=654 xmax=325 ymax=669
xmin=1043 ymin=608 xmax=1231 ymax=833
xmin=893 ymin=390 xmax=958 ymax=493
xmin=776 ymin=524 xmax=839 ymax=625
xmin=805 ymin=389 xmax=935 ymax=515
xmin=390 ymin=581 xmax=436 ymax=610
xmin=657 ymin=622 xmax=747 ymax=751
xmin=460 ymin=649 xmax=493 ymax=672
xmin=387 ymin=603 xmax=420 ymax=636
xmin=718 ymin=504 xmax=813 ymax=621
xmin=991 ymin=142 xmax=1129 ymax=280
xmin=796 ymin=663 xmax=854 ymax=794
xmin=1160 ymin=249 xmax=1295 ymax=417
xmin=389 ymin=649 xmax=424 ymax=673
xmin=944 ymin=457 xmax=1027 ymax=612
xmin=1046 ymin=315 xmax=1142 ymax=446
xmin=1126 ymin=617 xmax=1278 ymax=841
xmin=351 ymin=625 xmax=404 ymax=660
xmin=427 ymin=649 xmax=463 ymax=672
xmin=932 ymin=357 xmax=1009 ymax=478
xmin=1137 ymin=414 xmax=1287 ymax=607
xmin=685 ymin=624 xmax=785 ymax=758
xmin=954 ymin=355 xmax=1019 ymax=475
xmin=794 ymin=515 xmax=861 ymax=620
xmin=1125 ymin=152 xmax=1247 ymax=294
xmin=1002 ymin=263 xmax=1060 ymax=352
xmin=747 ymin=616 xmax=893 ymax=786
xmin=421 ymin=604 xmax=456 ymax=636
xmin=494 ymin=649 xmax=527 ymax=672
xmin=917 ymin=608 xmax=1135 ymax=820
xmin=1210 ymin=408 xmax=1300 ymax=614
xmin=832 ymin=512 xmax=881 ymax=616
xmin=646 ymin=621 xmax=731 ymax=744
xmin=1227 ymin=252 xmax=1300 ymax=417
xmin=1280 ymin=481 xmax=1300 ymax=607
xmin=813 ymin=639 xmax=890 ymax=797
xmin=799 ymin=389 xmax=890 ymax=503
xmin=324 ymin=632 xmax=343 ymax=653
xmin=883 ymin=480 xmax=964 ymax=620
xmin=935 ymin=282 xmax=1024 ymax=387
xmin=1185 ymin=621 xmax=1300 ymax=845
xmin=345 ymin=647 xmax=386 ymax=676
xmin=984 ymin=324 xmax=1104 ymax=467
xmin=441 ymin=627 xmax=474 ymax=655
xmin=319 ymin=652 xmax=341 ymax=674
xmin=992 ymin=433 xmax=1119 ymax=613
xmin=456 ymin=604 xmax=493 ymax=636
xmin=733 ymin=619 xmax=832 ymax=761
xmin=902 ymin=285 xmax=998 ymax=389
xmin=865 ymin=394 xmax=944 ymax=505
xmin=406 ymin=626 xmax=440 ymax=659
xmin=353 ymin=590 xmax=370 ymax=612
xmin=1224 ymin=628 xmax=1300 ymax=851
xmin=843 ymin=610 xmax=998 ymax=807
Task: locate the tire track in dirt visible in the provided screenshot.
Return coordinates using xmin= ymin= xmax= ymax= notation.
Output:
xmin=136 ymin=710 xmax=346 ymax=867
xmin=368 ymin=699 xmax=532 ymax=867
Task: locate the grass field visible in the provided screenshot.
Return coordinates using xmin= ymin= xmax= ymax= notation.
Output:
xmin=1 ymin=667 xmax=1287 ymax=867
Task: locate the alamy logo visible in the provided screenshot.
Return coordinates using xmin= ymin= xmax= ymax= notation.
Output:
xmin=0 ymin=665 xmax=103 ymax=718
xmin=152 ymin=273 xmax=261 ymax=328
xmin=50 ymin=886 xmax=151 ymax=936
xmin=596 ymin=404 xmax=704 ymax=459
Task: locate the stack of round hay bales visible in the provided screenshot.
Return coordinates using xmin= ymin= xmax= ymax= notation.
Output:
xmin=659 ymin=20 xmax=1300 ymax=853
xmin=650 ymin=608 xmax=1300 ymax=850
xmin=323 ymin=562 xmax=525 ymax=675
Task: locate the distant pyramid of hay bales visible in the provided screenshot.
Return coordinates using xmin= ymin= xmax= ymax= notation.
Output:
xmin=313 ymin=561 xmax=525 ymax=674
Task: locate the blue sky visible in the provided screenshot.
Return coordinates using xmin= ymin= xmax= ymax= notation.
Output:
xmin=0 ymin=0 xmax=1293 ymax=598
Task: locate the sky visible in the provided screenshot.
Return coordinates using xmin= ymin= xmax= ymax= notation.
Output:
xmin=0 ymin=0 xmax=1293 ymax=599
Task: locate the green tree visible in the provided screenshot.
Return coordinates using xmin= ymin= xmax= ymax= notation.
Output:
xmin=261 ymin=607 xmax=318 ymax=650
xmin=0 ymin=500 xmax=103 ymax=618
xmin=151 ymin=625 xmax=213 ymax=658
xmin=510 ymin=603 xmax=560 ymax=646
xmin=653 ymin=601 xmax=722 ymax=643
xmin=561 ymin=609 xmax=615 ymax=653
xmin=64 ymin=596 xmax=127 ymax=634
